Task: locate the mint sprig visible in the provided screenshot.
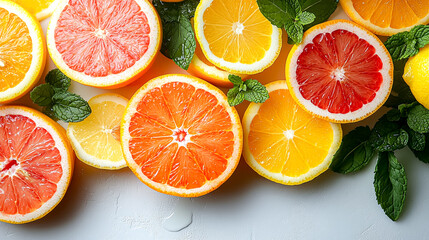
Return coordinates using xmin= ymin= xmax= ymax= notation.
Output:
xmin=153 ymin=0 xmax=198 ymax=70
xmin=227 ymin=75 xmax=269 ymax=106
xmin=257 ymin=0 xmax=338 ymax=44
xmin=384 ymin=25 xmax=429 ymax=62
xmin=30 ymin=69 xmax=91 ymax=123
xmin=330 ymin=101 xmax=429 ymax=221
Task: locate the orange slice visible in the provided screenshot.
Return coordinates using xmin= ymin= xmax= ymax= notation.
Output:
xmin=243 ymin=81 xmax=342 ymax=185
xmin=341 ymin=0 xmax=429 ymax=36
xmin=121 ymin=74 xmax=242 ymax=197
xmin=286 ymin=20 xmax=393 ymax=123
xmin=47 ymin=0 xmax=162 ymax=89
xmin=0 ymin=106 xmax=74 ymax=224
xmin=11 ymin=0 xmax=61 ymax=21
xmin=0 ymin=0 xmax=46 ymax=103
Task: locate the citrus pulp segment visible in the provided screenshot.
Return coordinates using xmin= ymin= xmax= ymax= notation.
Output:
xmin=286 ymin=20 xmax=393 ymax=123
xmin=243 ymin=81 xmax=342 ymax=185
xmin=121 ymin=74 xmax=242 ymax=197
xmin=67 ymin=93 xmax=128 ymax=170
xmin=0 ymin=106 xmax=74 ymax=224
xmin=341 ymin=0 xmax=429 ymax=36
xmin=47 ymin=0 xmax=161 ymax=89
xmin=194 ymin=0 xmax=282 ymax=75
xmin=0 ymin=0 xmax=46 ymax=104
xmin=11 ymin=0 xmax=61 ymax=21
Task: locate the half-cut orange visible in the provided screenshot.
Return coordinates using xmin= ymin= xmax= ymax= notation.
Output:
xmin=121 ymin=74 xmax=242 ymax=197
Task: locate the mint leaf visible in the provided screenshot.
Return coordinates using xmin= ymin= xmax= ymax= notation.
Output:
xmin=405 ymin=127 xmax=425 ymax=151
xmin=411 ymin=134 xmax=429 ymax=163
xmin=257 ymin=0 xmax=291 ymax=28
xmin=42 ymin=107 xmax=58 ymax=121
xmin=300 ymin=0 xmax=338 ymax=31
xmin=385 ymin=25 xmax=429 ymax=61
xmin=287 ymin=0 xmax=302 ymax=18
xmin=168 ymin=15 xmax=196 ymax=70
xmin=45 ymin=69 xmax=71 ymax=92
xmin=297 ymin=11 xmax=315 ymax=25
xmin=30 ymin=84 xmax=55 ymax=107
xmin=369 ymin=117 xmax=401 ymax=147
xmin=153 ymin=0 xmax=180 ymax=22
xmin=52 ymin=92 xmax=91 ymax=122
xmin=384 ymin=60 xmax=416 ymax=108
xmin=374 ymin=151 xmax=407 ymax=221
xmin=285 ymin=20 xmax=303 ymax=43
xmin=243 ymin=79 xmax=269 ymax=103
xmin=407 ymin=105 xmax=429 ymax=133
xmin=330 ymin=126 xmax=374 ymax=174
xmin=178 ymin=0 xmax=199 ymax=19
xmin=228 ymin=74 xmax=243 ymax=86
xmin=227 ymin=87 xmax=245 ymax=106
xmin=398 ymin=102 xmax=419 ymax=117
xmin=386 ymin=108 xmax=401 ymax=122
xmin=377 ymin=129 xmax=408 ymax=152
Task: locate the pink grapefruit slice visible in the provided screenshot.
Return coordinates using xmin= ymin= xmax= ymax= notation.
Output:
xmin=46 ymin=0 xmax=161 ymax=89
xmin=0 ymin=106 xmax=74 ymax=224
xmin=286 ymin=20 xmax=393 ymax=123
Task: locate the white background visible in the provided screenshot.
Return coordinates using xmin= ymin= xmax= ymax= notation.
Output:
xmin=1 ymin=4 xmax=429 ymax=240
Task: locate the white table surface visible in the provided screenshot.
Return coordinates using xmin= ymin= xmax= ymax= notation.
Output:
xmin=2 ymin=4 xmax=429 ymax=240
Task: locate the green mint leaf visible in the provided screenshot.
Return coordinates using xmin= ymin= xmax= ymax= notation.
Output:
xmin=239 ymin=83 xmax=247 ymax=92
xmin=386 ymin=108 xmax=401 ymax=122
xmin=330 ymin=126 xmax=374 ymax=174
xmin=374 ymin=151 xmax=407 ymax=221
xmin=52 ymin=92 xmax=91 ymax=123
xmin=152 ymin=0 xmax=180 ymax=22
xmin=227 ymin=87 xmax=245 ymax=106
xmin=297 ymin=11 xmax=315 ymax=25
xmin=42 ymin=107 xmax=58 ymax=121
xmin=30 ymin=84 xmax=55 ymax=107
xmin=369 ymin=116 xmax=408 ymax=152
xmin=398 ymin=101 xmax=419 ymax=117
xmin=45 ymin=69 xmax=71 ymax=92
xmin=405 ymin=127 xmax=426 ymax=151
xmin=376 ymin=129 xmax=409 ymax=152
xmin=256 ymin=0 xmax=291 ymax=28
xmin=385 ymin=25 xmax=429 ymax=61
xmin=228 ymin=74 xmax=243 ymax=86
xmin=164 ymin=15 xmax=196 ymax=70
xmin=411 ymin=134 xmax=429 ymax=163
xmin=285 ymin=20 xmax=303 ymax=44
xmin=287 ymin=0 xmax=302 ymax=18
xmin=407 ymin=105 xmax=429 ymax=133
xmin=243 ymin=79 xmax=269 ymax=103
xmin=179 ymin=0 xmax=200 ymax=19
xmin=384 ymin=60 xmax=416 ymax=108
xmin=300 ymin=0 xmax=338 ymax=31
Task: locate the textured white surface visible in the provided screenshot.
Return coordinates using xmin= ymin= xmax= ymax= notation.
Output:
xmin=1 ymin=5 xmax=429 ymax=240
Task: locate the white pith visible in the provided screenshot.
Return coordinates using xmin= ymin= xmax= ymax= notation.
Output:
xmin=243 ymin=81 xmax=342 ymax=185
xmin=121 ymin=74 xmax=242 ymax=196
xmin=287 ymin=21 xmax=392 ymax=123
xmin=46 ymin=0 xmax=160 ymax=87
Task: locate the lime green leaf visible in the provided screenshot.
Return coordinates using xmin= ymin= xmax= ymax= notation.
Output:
xmin=52 ymin=92 xmax=91 ymax=122
xmin=30 ymin=84 xmax=55 ymax=107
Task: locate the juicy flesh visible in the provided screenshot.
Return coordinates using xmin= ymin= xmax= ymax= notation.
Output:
xmin=128 ymin=82 xmax=235 ymax=189
xmin=0 ymin=8 xmax=33 ymax=92
xmin=249 ymin=89 xmax=334 ymax=177
xmin=202 ymin=0 xmax=274 ymax=64
xmin=0 ymin=115 xmax=63 ymax=215
xmin=296 ymin=29 xmax=383 ymax=114
xmin=71 ymin=100 xmax=125 ymax=162
xmin=352 ymin=0 xmax=429 ymax=29
xmin=11 ymin=0 xmax=55 ymax=16
xmin=54 ymin=0 xmax=151 ymax=77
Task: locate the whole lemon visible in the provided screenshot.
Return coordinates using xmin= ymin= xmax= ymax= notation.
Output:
xmin=403 ymin=45 xmax=429 ymax=109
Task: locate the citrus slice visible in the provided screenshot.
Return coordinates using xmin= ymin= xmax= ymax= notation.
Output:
xmin=341 ymin=0 xmax=429 ymax=36
xmin=11 ymin=0 xmax=61 ymax=21
xmin=121 ymin=74 xmax=242 ymax=197
xmin=243 ymin=81 xmax=342 ymax=185
xmin=0 ymin=0 xmax=46 ymax=104
xmin=0 ymin=106 xmax=74 ymax=224
xmin=194 ymin=0 xmax=282 ymax=75
xmin=403 ymin=45 xmax=429 ymax=110
xmin=286 ymin=20 xmax=393 ymax=123
xmin=187 ymin=34 xmax=247 ymax=88
xmin=47 ymin=0 xmax=161 ymax=89
xmin=67 ymin=93 xmax=128 ymax=170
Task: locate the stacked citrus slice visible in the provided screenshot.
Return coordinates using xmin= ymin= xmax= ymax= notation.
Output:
xmin=11 ymin=0 xmax=61 ymax=21
xmin=341 ymin=0 xmax=429 ymax=36
xmin=47 ymin=0 xmax=161 ymax=88
xmin=0 ymin=0 xmax=46 ymax=104
xmin=67 ymin=93 xmax=128 ymax=170
xmin=286 ymin=20 xmax=393 ymax=123
xmin=0 ymin=106 xmax=74 ymax=224
xmin=243 ymin=81 xmax=342 ymax=185
xmin=121 ymin=74 xmax=242 ymax=197
xmin=194 ymin=0 xmax=282 ymax=75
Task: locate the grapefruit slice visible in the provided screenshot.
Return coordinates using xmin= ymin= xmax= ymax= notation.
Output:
xmin=121 ymin=74 xmax=242 ymax=197
xmin=243 ymin=81 xmax=342 ymax=185
xmin=286 ymin=20 xmax=393 ymax=123
xmin=0 ymin=0 xmax=46 ymax=104
xmin=46 ymin=0 xmax=161 ymax=89
xmin=0 ymin=106 xmax=74 ymax=224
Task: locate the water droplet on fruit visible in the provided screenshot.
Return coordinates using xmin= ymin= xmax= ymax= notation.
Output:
xmin=162 ymin=198 xmax=193 ymax=232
